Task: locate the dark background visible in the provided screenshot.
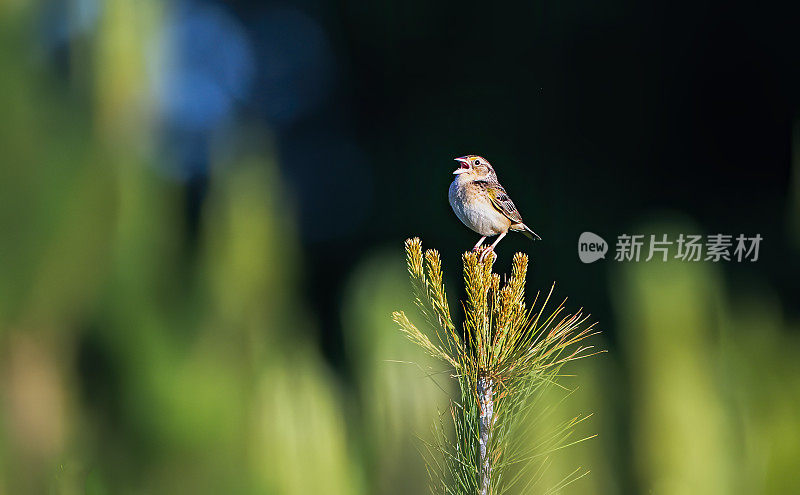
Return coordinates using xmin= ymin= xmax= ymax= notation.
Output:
xmin=269 ymin=0 xmax=799 ymax=362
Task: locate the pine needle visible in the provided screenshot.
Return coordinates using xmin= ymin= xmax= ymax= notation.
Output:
xmin=393 ymin=238 xmax=603 ymax=494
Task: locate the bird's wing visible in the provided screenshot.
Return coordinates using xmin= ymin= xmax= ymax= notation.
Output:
xmin=485 ymin=182 xmax=524 ymax=224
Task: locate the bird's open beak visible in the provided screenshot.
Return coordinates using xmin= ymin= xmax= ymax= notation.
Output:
xmin=453 ymin=157 xmax=470 ymax=174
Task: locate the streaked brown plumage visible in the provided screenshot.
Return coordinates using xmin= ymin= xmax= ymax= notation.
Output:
xmin=449 ymin=155 xmax=540 ymax=261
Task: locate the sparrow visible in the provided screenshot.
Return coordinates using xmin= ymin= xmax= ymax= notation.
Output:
xmin=449 ymin=155 xmax=540 ymax=261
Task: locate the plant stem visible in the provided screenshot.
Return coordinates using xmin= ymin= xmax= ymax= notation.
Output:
xmin=478 ymin=376 xmax=494 ymax=495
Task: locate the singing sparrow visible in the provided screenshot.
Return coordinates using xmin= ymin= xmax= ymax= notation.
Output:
xmin=449 ymin=155 xmax=540 ymax=260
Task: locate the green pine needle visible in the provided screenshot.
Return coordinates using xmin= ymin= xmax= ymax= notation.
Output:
xmin=393 ymin=238 xmax=604 ymax=494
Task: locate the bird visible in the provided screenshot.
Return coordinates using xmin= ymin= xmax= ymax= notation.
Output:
xmin=448 ymin=155 xmax=540 ymax=261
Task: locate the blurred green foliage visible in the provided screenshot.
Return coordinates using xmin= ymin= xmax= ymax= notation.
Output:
xmin=1 ymin=2 xmax=799 ymax=494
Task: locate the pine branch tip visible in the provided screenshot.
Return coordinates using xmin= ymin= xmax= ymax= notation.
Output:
xmin=392 ymin=237 xmax=603 ymax=493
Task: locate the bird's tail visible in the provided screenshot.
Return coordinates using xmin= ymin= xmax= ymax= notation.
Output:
xmin=513 ymin=223 xmax=541 ymax=241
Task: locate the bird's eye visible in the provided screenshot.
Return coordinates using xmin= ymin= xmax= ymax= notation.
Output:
xmin=474 ymin=159 xmax=481 ymax=166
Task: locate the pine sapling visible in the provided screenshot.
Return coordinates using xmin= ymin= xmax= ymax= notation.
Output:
xmin=393 ymin=238 xmax=602 ymax=494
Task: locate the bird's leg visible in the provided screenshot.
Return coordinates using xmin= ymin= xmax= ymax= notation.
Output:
xmin=479 ymin=232 xmax=507 ymax=262
xmin=473 ymin=236 xmax=487 ymax=251
xmin=488 ymin=232 xmax=507 ymax=251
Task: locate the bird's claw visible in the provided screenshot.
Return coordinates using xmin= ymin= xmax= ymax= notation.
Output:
xmin=478 ymin=246 xmax=494 ymax=263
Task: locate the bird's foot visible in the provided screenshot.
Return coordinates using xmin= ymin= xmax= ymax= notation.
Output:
xmin=478 ymin=246 xmax=494 ymax=263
